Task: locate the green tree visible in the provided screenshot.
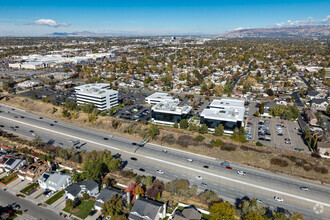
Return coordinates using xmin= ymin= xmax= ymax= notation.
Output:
xmin=244 ymin=211 xmax=263 ymax=220
xmin=199 ymin=123 xmax=209 ymax=134
xmin=173 ymin=121 xmax=178 ymax=128
xmin=214 ymin=124 xmax=224 ymax=136
xmin=193 ymin=135 xmax=205 ymax=142
xmin=179 ymin=119 xmax=189 ymax=129
xmin=209 ymin=202 xmax=236 ymax=220
xmin=326 ymin=105 xmax=330 ymax=116
xmin=80 ymin=102 xmax=96 ymax=113
xmin=238 ymin=199 xmax=266 ymax=217
xmin=141 ymin=176 xmax=153 ymax=187
xmin=148 ymin=124 xmax=160 ymax=139
xmin=106 ymin=158 xmax=122 ymax=172
xmin=289 ymin=212 xmax=305 ymax=220
xmin=273 ymin=212 xmax=287 ymax=220
xmin=64 ymin=100 xmax=78 ymax=111
xmin=71 ymin=171 xmax=83 ymax=183
xmin=102 ymin=194 xmax=123 ymax=218
xmin=65 ymin=199 xmax=75 ymax=210
xmin=82 ymin=192 xmax=90 ymax=200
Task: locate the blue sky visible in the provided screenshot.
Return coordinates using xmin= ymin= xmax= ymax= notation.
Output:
xmin=0 ymin=0 xmax=329 ymax=36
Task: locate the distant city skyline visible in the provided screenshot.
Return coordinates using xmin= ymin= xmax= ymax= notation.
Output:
xmin=0 ymin=0 xmax=329 ymax=36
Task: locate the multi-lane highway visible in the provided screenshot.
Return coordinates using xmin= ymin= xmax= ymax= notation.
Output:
xmin=0 ymin=104 xmax=329 ymax=219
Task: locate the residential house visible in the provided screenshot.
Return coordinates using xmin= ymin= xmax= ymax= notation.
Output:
xmin=310 ymin=99 xmax=328 ymax=108
xmin=128 ymin=197 xmax=166 ymax=220
xmin=94 ymin=187 xmax=128 ymax=211
xmin=306 ymin=91 xmax=322 ymax=99
xmin=173 ymin=207 xmax=202 ymax=220
xmin=305 ymin=110 xmax=318 ymax=126
xmin=65 ymin=180 xmax=100 ymax=201
xmin=262 ymin=101 xmax=277 ymax=117
xmin=18 ymin=159 xmax=49 ymax=181
xmin=38 ymin=172 xmax=72 ymax=191
xmin=3 ymin=157 xmax=25 ymax=173
xmin=0 ymin=145 xmax=11 ymax=153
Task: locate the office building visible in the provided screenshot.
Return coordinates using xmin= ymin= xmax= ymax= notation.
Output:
xmin=151 ymin=101 xmax=192 ymax=125
xmin=75 ymin=83 xmax=118 ymax=111
xmin=145 ymin=92 xmax=179 ymax=105
xmin=200 ymin=99 xmax=245 ymax=133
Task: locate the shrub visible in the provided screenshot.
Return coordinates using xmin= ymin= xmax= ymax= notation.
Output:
xmin=177 ymin=135 xmax=193 ymax=148
xmin=256 ymin=141 xmax=263 ymax=147
xmin=303 ymin=165 xmax=312 ymax=171
xmin=211 ymin=139 xmax=223 ymax=148
xmin=270 ymin=158 xmax=289 ymax=167
xmin=161 ymin=134 xmax=176 ymax=145
xmin=314 ymin=166 xmax=328 ymax=174
xmin=220 ymin=144 xmax=237 ymax=151
xmin=193 ymin=135 xmax=205 ymax=142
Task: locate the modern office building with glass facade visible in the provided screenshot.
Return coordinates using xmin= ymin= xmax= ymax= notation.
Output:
xmin=151 ymin=101 xmax=192 ymax=125
xmin=200 ymin=99 xmax=245 ymax=133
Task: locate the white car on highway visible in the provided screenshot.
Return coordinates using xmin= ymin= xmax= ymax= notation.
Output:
xmin=237 ymin=171 xmax=246 ymax=175
xmin=187 ymin=158 xmax=193 ymax=162
xmin=196 ymin=176 xmax=203 ymax=180
xmin=157 ymin=169 xmax=164 ymax=174
xmin=274 ymin=196 xmax=283 ymax=202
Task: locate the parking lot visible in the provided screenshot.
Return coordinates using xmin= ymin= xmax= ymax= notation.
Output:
xmin=245 ymin=102 xmax=308 ymax=151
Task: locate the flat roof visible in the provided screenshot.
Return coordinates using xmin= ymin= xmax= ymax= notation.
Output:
xmin=152 ymin=101 xmax=192 ymax=115
xmin=210 ymin=99 xmax=244 ymax=108
xmin=201 ymin=106 xmax=244 ymax=122
xmin=146 ymin=92 xmax=179 ymax=102
xmin=75 ymin=83 xmax=117 ymax=97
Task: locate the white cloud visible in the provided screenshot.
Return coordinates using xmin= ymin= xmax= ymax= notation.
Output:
xmin=31 ymin=19 xmax=70 ymax=27
xmin=274 ymin=15 xmax=330 ymax=27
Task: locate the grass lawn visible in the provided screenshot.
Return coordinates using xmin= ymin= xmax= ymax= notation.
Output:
xmin=0 ymin=173 xmax=18 ymax=185
xmin=63 ymin=200 xmax=95 ymax=219
xmin=45 ymin=190 xmax=65 ymax=205
xmin=21 ymin=183 xmax=38 ymax=195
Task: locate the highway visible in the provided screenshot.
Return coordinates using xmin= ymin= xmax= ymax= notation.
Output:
xmin=0 ymin=104 xmax=329 ymax=220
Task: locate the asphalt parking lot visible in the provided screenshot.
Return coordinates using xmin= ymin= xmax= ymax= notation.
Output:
xmin=246 ymin=102 xmax=308 ymax=151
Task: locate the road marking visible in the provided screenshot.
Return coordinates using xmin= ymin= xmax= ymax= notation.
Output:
xmin=1 ymin=115 xmax=330 ymax=208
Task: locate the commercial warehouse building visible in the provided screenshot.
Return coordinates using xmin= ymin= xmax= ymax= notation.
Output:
xmin=75 ymin=83 xmax=118 ymax=111
xmin=200 ymin=99 xmax=245 ymax=133
xmin=151 ymin=101 xmax=192 ymax=126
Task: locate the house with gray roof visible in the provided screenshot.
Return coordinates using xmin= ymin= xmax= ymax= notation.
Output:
xmin=310 ymin=99 xmax=328 ymax=108
xmin=65 ymin=180 xmax=99 ymax=201
xmin=94 ymin=187 xmax=128 ymax=211
xmin=38 ymin=171 xmax=72 ymax=191
xmin=4 ymin=157 xmax=25 ymax=173
xmin=128 ymin=197 xmax=166 ymax=220
xmin=173 ymin=207 xmax=202 ymax=220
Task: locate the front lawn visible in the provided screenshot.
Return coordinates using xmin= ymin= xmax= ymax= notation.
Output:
xmin=63 ymin=200 xmax=95 ymax=219
xmin=0 ymin=173 xmax=18 ymax=185
xmin=45 ymin=190 xmax=65 ymax=205
xmin=21 ymin=183 xmax=38 ymax=195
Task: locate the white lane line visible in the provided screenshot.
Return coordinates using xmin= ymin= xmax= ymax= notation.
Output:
xmin=1 ymin=115 xmax=329 ymax=207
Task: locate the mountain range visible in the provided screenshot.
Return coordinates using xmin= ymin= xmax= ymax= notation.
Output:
xmin=221 ymin=25 xmax=330 ymax=38
xmin=46 ymin=25 xmax=330 ymax=38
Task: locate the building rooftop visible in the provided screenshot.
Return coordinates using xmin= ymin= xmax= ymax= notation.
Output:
xmin=201 ymin=106 xmax=244 ymax=122
xmin=210 ymin=99 xmax=244 ymax=108
xmin=75 ymin=83 xmax=117 ymax=96
xmin=146 ymin=92 xmax=179 ymax=102
xmin=152 ymin=101 xmax=192 ymax=115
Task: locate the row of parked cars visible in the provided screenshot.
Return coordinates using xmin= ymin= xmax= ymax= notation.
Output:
xmin=117 ymin=106 xmax=151 ymax=122
xmin=258 ymin=120 xmax=271 ymax=141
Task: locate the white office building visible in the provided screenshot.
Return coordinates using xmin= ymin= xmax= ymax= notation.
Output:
xmin=151 ymin=101 xmax=192 ymax=126
xmin=200 ymin=99 xmax=245 ymax=133
xmin=145 ymin=92 xmax=179 ymax=105
xmin=75 ymin=83 xmax=118 ymax=111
